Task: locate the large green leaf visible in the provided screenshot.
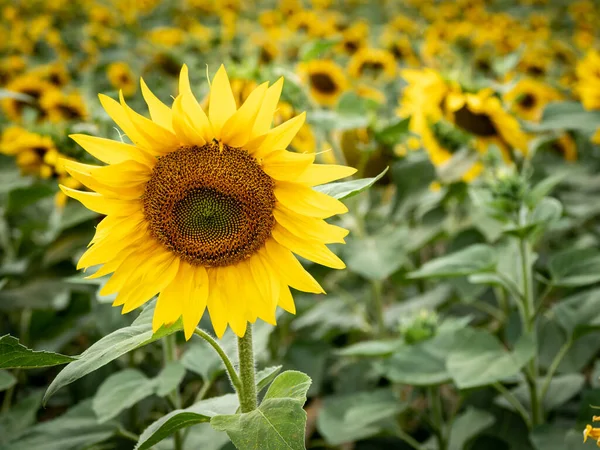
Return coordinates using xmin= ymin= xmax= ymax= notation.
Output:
xmin=314 ymin=168 xmax=388 ymax=200
xmin=181 ymin=340 xmax=225 ymax=381
xmin=0 ymin=369 xmax=16 ymax=391
xmin=447 ymin=408 xmax=495 ymax=450
xmin=408 ymin=244 xmax=497 ymax=279
xmin=5 ymin=400 xmax=116 ymax=450
xmin=155 ymin=361 xmax=186 ymax=397
xmin=530 ymin=425 xmax=584 ymax=450
xmin=376 ymin=321 xmax=470 ymax=386
xmin=211 ymin=371 xmax=311 ymax=450
xmin=447 ymin=329 xmax=535 ymax=389
xmin=92 ymin=369 xmax=158 ymax=423
xmin=44 ymin=303 xmax=182 ymax=404
xmin=135 ymin=394 xmax=239 ymax=450
xmin=344 ymin=227 xmax=409 ymax=280
xmin=0 ymin=335 xmax=76 ymax=369
xmin=0 ymin=390 xmax=43 ymax=445
xmin=548 ymin=247 xmax=600 ymax=287
xmin=550 ymin=287 xmax=600 ymax=338
xmin=316 ymin=388 xmax=406 ymax=446
xmin=527 ymin=101 xmax=600 ymax=132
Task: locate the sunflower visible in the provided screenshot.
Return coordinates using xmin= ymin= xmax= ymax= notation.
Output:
xmin=40 ymin=90 xmax=88 ymax=123
xmin=2 ymin=73 xmax=54 ymax=121
xmin=338 ymin=21 xmax=369 ymax=55
xmin=62 ymin=65 xmax=356 ymax=340
xmin=546 ymin=134 xmax=577 ymax=162
xmin=380 ymin=32 xmax=419 ymax=66
xmin=444 ymin=87 xmax=529 ymax=158
xmin=397 ymin=68 xmax=449 ymax=130
xmin=504 ymin=78 xmax=562 ymax=122
xmin=299 ymin=60 xmax=348 ymax=106
xmin=0 ymin=126 xmax=57 ymax=177
xmin=575 ymin=49 xmax=600 ymax=111
xmin=348 ymin=48 xmax=396 ymax=80
xmin=107 ymin=62 xmax=137 ymax=97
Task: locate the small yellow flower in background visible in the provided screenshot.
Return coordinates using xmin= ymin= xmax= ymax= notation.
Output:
xmin=299 ymin=60 xmax=348 ymax=107
xmin=593 ymin=128 xmax=600 ymax=145
xmin=429 ymin=181 xmax=442 ymax=192
xmin=584 ymin=416 xmax=600 ymax=447
xmin=62 ymin=64 xmax=357 ymax=340
xmin=504 ymin=78 xmax=562 ymax=122
xmin=2 ymin=73 xmax=54 ymax=121
xmin=107 ymin=62 xmax=136 ymax=97
xmin=40 ymin=90 xmax=88 ymax=123
xmin=148 ymin=27 xmax=186 ymax=48
xmin=0 ymin=126 xmax=56 ymax=177
xmin=575 ymin=49 xmax=600 ymax=111
xmin=348 ymin=48 xmax=396 ymax=80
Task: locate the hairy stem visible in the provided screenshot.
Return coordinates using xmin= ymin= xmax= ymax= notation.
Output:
xmin=238 ymin=324 xmax=258 ymax=413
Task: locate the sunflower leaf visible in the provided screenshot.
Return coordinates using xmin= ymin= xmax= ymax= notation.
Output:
xmin=135 ymin=394 xmax=238 ymax=450
xmin=43 ymin=302 xmax=182 ymax=405
xmin=314 ymin=167 xmax=388 ymax=200
xmin=210 ymin=371 xmax=311 ymax=450
xmin=0 ymin=335 xmax=76 ymax=369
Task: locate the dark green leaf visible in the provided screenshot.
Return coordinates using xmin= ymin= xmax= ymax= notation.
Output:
xmin=92 ymin=369 xmax=157 ymax=423
xmin=0 ymin=390 xmax=43 ymax=445
xmin=314 ymin=167 xmax=388 ymax=200
xmin=211 ymin=371 xmax=312 ymax=450
xmin=408 ymin=244 xmax=497 ymax=279
xmin=300 ymin=38 xmax=339 ymax=61
xmin=448 ymin=408 xmax=495 ymax=450
xmin=317 ymin=388 xmax=406 ymax=446
xmin=44 ymin=303 xmax=182 ymax=404
xmin=0 ymin=335 xmax=75 ymax=369
xmin=136 ymin=394 xmax=238 ymax=450
xmin=548 ymin=247 xmax=600 ymax=287
xmin=374 ymin=118 xmax=410 ymax=146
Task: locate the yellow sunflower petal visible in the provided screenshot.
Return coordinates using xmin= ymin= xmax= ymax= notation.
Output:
xmin=261 ymin=150 xmax=315 ymax=181
xmin=273 ymin=205 xmax=348 ymax=244
xmin=118 ymin=255 xmax=180 ymax=313
xmin=69 ymin=134 xmax=154 ymax=167
xmin=140 ymin=78 xmax=174 ymax=132
xmin=263 ymin=239 xmax=324 ymax=294
xmin=251 ymin=77 xmax=284 ymax=139
xmin=119 ymin=91 xmax=179 ymax=152
xmin=238 ymin=260 xmax=276 ymax=326
xmin=59 ymin=186 xmax=140 ymax=216
xmin=172 ymin=94 xmax=207 ymax=146
xmin=294 ymin=164 xmax=357 ymax=186
xmin=178 ymin=64 xmax=193 ymax=96
xmin=206 ymin=269 xmax=228 ymax=338
xmin=249 ymin=251 xmax=280 ymax=312
xmin=183 ymin=264 xmax=209 ymax=340
xmin=208 ymin=65 xmax=237 ymax=140
xmin=278 ymin=282 xmax=296 ymax=314
xmin=251 ymin=112 xmax=306 ymax=157
xmin=221 ymin=82 xmax=268 ymax=147
xmin=154 ymin=264 xmax=191 ymax=333
xmin=274 ymin=181 xmax=348 ymax=218
xmin=272 ymin=224 xmax=346 ymax=269
xmin=219 ymin=267 xmax=248 ymax=337
xmin=99 ymin=94 xmax=156 ymax=151
xmin=180 ymin=92 xmax=214 ymax=143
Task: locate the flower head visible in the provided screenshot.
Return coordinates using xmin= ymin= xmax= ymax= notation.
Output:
xmin=63 ymin=65 xmax=356 ymax=340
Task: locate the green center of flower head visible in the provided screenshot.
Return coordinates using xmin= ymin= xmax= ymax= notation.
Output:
xmin=143 ymin=143 xmax=276 ymax=267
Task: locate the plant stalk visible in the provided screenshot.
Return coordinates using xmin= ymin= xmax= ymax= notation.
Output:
xmin=371 ymin=280 xmax=386 ymax=337
xmin=194 ymin=328 xmax=242 ymax=393
xmin=428 ymin=387 xmax=447 ymax=450
xmin=237 ymin=324 xmax=258 ymax=413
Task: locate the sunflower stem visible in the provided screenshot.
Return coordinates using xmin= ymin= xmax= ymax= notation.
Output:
xmin=193 ymin=328 xmax=242 ymax=394
xmin=237 ymin=324 xmax=258 ymax=413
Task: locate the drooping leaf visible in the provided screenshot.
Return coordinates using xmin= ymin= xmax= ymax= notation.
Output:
xmin=93 ymin=369 xmax=158 ymax=423
xmin=548 ymin=247 xmax=600 ymax=287
xmin=408 ymin=244 xmax=497 ymax=279
xmin=210 ymin=371 xmax=312 ymax=450
xmin=447 ymin=329 xmax=535 ymax=389
xmin=317 ymin=388 xmax=407 ymax=446
xmin=256 ymin=366 xmax=283 ymax=394
xmin=0 ymin=335 xmax=76 ymax=369
xmin=447 ymin=408 xmax=495 ymax=450
xmin=44 ymin=303 xmax=182 ymax=404
xmin=136 ymin=394 xmax=238 ymax=450
xmin=155 ymin=361 xmax=186 ymax=397
xmin=314 ymin=167 xmax=388 ymax=200
xmin=0 ymin=369 xmax=16 ymax=391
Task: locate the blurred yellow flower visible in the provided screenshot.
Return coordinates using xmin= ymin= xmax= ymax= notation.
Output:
xmin=299 ymin=59 xmax=348 ymax=106
xmin=107 ymin=62 xmax=137 ymax=97
xmin=348 ymin=48 xmax=396 ymax=80
xmin=504 ymin=78 xmax=562 ymax=122
xmin=575 ymin=50 xmax=600 ymax=110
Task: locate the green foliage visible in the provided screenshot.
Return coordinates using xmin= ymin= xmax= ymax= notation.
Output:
xmin=0 ymin=335 xmax=75 ymax=369
xmin=211 ymin=372 xmax=311 ymax=450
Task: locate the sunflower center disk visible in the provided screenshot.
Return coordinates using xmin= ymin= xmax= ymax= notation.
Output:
xmin=310 ymin=73 xmax=337 ymax=94
xmin=144 ymin=143 xmax=276 ymax=267
xmin=453 ymin=106 xmax=498 ymax=137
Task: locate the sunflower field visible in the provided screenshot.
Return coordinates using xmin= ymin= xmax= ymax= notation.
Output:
xmin=2 ymin=0 xmax=600 ymax=449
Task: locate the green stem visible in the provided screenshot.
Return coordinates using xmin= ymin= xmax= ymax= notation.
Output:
xmin=518 ymin=235 xmax=542 ymax=426
xmin=371 ymin=280 xmax=386 ymax=337
xmin=540 ymin=338 xmax=573 ymax=402
xmin=238 ymin=324 xmax=258 ymax=413
xmin=428 ymin=387 xmax=446 ymax=450
xmin=117 ymin=427 xmax=139 ymax=443
xmin=193 ymin=328 xmax=242 ymax=393
xmin=492 ymin=383 xmax=532 ymax=430
xmin=163 ymin=334 xmax=183 ymax=450
xmin=395 ymin=427 xmax=424 ymax=450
